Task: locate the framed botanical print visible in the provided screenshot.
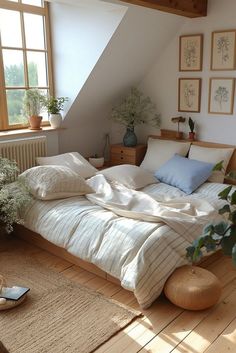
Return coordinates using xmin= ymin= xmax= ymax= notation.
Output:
xmin=211 ymin=30 xmax=236 ymax=70
xmin=178 ymin=78 xmax=201 ymax=112
xmin=209 ymin=78 xmax=235 ymax=114
xmin=179 ymin=34 xmax=203 ymax=71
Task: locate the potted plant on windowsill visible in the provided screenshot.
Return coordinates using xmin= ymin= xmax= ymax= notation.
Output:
xmin=42 ymin=96 xmax=68 ymax=129
xmin=23 ymin=89 xmax=45 ymax=130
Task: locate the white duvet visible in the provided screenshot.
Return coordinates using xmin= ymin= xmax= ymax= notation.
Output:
xmin=23 ymin=179 xmax=228 ymax=308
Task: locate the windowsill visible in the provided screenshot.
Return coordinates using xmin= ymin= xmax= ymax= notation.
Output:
xmin=0 ymin=126 xmax=64 ymax=139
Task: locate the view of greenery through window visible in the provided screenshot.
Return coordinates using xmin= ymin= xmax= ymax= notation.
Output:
xmin=6 ymin=63 xmax=38 ymax=125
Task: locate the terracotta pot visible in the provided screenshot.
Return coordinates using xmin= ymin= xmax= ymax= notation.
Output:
xmin=29 ymin=115 xmax=42 ymax=130
xmin=189 ymin=132 xmax=195 ymax=140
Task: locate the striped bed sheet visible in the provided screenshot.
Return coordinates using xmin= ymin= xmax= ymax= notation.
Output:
xmin=22 ymin=181 xmax=229 ymax=308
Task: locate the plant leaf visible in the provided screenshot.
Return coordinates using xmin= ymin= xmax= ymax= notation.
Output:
xmin=203 ymin=224 xmax=215 ymax=235
xmin=186 ymin=246 xmax=195 ymax=262
xmin=219 ymin=204 xmax=231 ymax=215
xmin=231 ymin=191 xmax=236 ymax=205
xmin=218 ymin=186 xmax=232 ymax=200
xmin=232 ymin=244 xmax=236 ymax=266
xmin=213 ymin=160 xmax=224 ymax=171
xmin=221 ymin=234 xmax=235 ymax=256
xmin=214 ymin=221 xmax=229 ymax=235
xmin=229 ymin=210 xmax=236 ymax=223
xmin=227 ymin=171 xmax=236 ymax=180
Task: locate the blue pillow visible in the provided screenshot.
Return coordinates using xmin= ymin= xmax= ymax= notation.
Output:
xmin=154 ymin=154 xmax=214 ymax=194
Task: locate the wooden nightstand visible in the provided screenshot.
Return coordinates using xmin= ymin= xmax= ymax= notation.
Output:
xmin=110 ymin=144 xmax=147 ymax=166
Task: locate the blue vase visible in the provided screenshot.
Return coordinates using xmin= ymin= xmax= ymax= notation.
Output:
xmin=123 ymin=126 xmax=137 ymax=147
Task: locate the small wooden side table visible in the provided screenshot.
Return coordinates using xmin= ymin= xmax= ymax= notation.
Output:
xmin=110 ymin=144 xmax=147 ymax=166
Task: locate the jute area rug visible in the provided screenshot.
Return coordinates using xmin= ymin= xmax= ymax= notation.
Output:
xmin=0 ymin=237 xmax=141 ymax=353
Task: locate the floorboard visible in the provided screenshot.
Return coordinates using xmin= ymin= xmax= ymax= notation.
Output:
xmin=4 ymin=236 xmax=236 ymax=353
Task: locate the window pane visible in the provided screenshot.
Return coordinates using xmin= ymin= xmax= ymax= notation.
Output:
xmin=27 ymin=51 xmax=47 ymax=87
xmin=24 ymin=13 xmax=45 ymax=50
xmin=3 ymin=50 xmax=25 ymax=87
xmin=40 ymin=89 xmax=49 ymax=122
xmin=22 ymin=0 xmax=43 ymax=6
xmin=0 ymin=9 xmax=22 ymax=47
xmin=6 ymin=90 xmax=28 ymax=125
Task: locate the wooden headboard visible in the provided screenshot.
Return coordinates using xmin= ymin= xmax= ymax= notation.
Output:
xmin=148 ymin=135 xmax=236 ymax=182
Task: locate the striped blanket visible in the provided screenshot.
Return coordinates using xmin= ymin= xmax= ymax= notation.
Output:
xmin=23 ymin=180 xmax=227 ymax=308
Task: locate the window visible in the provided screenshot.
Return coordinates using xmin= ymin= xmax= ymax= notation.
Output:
xmin=0 ymin=0 xmax=53 ymax=130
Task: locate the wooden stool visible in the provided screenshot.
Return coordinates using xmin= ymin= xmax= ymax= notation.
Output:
xmin=164 ymin=265 xmax=221 ymax=310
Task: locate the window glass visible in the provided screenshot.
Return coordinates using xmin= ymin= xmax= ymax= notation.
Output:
xmin=3 ymin=49 xmax=25 ymax=87
xmin=22 ymin=0 xmax=43 ymax=6
xmin=27 ymin=51 xmax=47 ymax=87
xmin=0 ymin=9 xmax=22 ymax=47
xmin=24 ymin=13 xmax=45 ymax=50
xmin=6 ymin=90 xmax=27 ymax=125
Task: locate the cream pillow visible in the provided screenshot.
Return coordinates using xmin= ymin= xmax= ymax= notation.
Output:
xmin=140 ymin=138 xmax=191 ymax=173
xmin=188 ymin=145 xmax=234 ymax=183
xmin=97 ymin=164 xmax=157 ymax=189
xmin=19 ymin=165 xmax=94 ymax=200
xmin=37 ymin=152 xmax=97 ymax=179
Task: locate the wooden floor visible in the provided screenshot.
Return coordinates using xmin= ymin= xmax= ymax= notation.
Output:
xmin=5 ymin=236 xmax=236 ymax=353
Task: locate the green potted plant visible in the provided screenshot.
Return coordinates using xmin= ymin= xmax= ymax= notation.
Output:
xmin=42 ymin=96 xmax=68 ymax=129
xmin=188 ymin=117 xmax=196 ymax=140
xmin=111 ymin=87 xmax=160 ymax=147
xmin=0 ymin=157 xmax=30 ymax=234
xmin=23 ymin=89 xmax=45 ymax=130
xmin=186 ymin=161 xmax=236 ymax=266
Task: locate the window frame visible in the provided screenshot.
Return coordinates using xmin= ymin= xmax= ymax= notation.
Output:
xmin=0 ymin=0 xmax=54 ymax=131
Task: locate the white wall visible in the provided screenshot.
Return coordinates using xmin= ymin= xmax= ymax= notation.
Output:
xmin=50 ymin=1 xmax=184 ymax=156
xmin=50 ymin=1 xmax=127 ymax=107
xmin=50 ymin=1 xmax=127 ymax=156
xmin=140 ymin=0 xmax=236 ymax=145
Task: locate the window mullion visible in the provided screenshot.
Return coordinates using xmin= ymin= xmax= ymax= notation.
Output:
xmin=20 ymin=11 xmax=29 ymax=89
xmin=0 ymin=34 xmax=8 ymax=130
xmin=44 ymin=2 xmax=54 ymax=96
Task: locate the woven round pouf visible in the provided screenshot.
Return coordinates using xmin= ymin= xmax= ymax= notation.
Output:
xmin=164 ymin=265 xmax=221 ymax=310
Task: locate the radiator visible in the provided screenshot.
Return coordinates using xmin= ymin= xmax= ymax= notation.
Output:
xmin=0 ymin=136 xmax=47 ymax=173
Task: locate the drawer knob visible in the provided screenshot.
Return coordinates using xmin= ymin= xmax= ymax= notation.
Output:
xmin=121 ymin=157 xmax=123 ymax=160
xmin=121 ymin=150 xmax=124 ymax=153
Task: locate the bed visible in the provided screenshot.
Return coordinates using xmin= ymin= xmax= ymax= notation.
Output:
xmin=14 ymin=137 xmax=236 ymax=309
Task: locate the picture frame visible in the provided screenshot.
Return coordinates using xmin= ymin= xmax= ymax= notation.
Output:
xmin=178 ymin=78 xmax=201 ymax=113
xmin=211 ymin=30 xmax=236 ymax=70
xmin=208 ymin=78 xmax=235 ymax=115
xmin=179 ymin=34 xmax=203 ymax=71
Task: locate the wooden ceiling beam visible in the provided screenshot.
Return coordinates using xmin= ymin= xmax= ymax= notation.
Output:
xmin=120 ymin=0 xmax=208 ymax=18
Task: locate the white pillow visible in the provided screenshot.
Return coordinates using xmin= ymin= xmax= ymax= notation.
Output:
xmin=97 ymin=164 xmax=157 ymax=189
xmin=37 ymin=152 xmax=97 ymax=179
xmin=140 ymin=138 xmax=191 ymax=173
xmin=19 ymin=165 xmax=94 ymax=200
xmin=188 ymin=145 xmax=234 ymax=183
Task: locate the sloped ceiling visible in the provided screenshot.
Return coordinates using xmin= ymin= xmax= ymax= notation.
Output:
xmin=50 ymin=0 xmax=186 ymax=156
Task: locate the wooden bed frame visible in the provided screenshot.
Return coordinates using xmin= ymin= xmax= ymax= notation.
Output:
xmin=14 ymin=137 xmax=236 ymax=283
